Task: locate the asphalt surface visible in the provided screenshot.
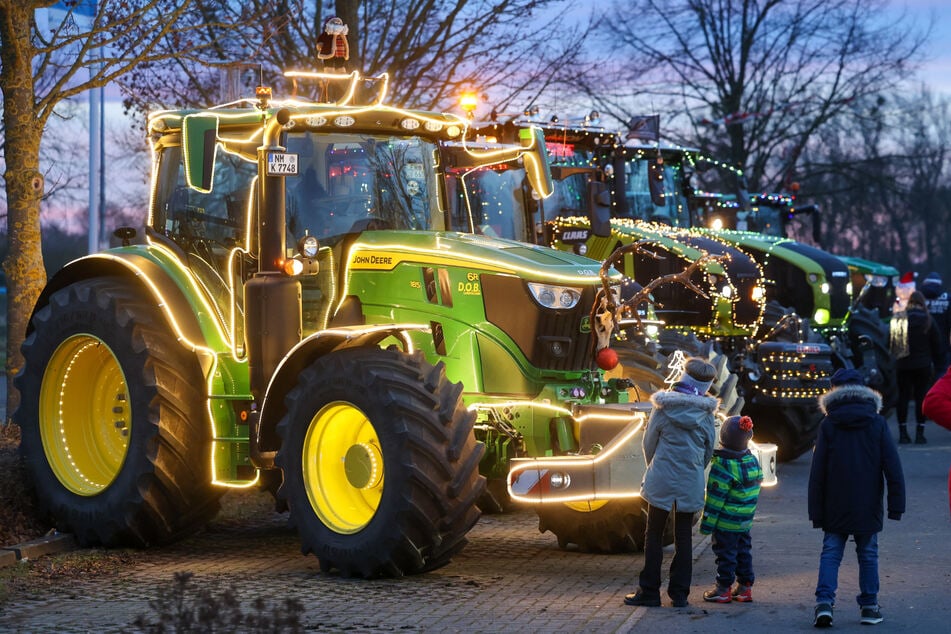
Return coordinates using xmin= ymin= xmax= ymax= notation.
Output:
xmin=1 ymin=412 xmax=950 ymax=633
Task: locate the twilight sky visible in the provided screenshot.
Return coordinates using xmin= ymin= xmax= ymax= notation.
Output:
xmin=889 ymin=0 xmax=951 ymax=94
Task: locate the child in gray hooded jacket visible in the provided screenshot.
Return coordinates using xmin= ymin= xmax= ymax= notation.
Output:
xmin=624 ymin=357 xmax=718 ymax=608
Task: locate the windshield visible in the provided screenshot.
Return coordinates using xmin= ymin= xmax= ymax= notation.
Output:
xmin=283 ymin=132 xmax=442 ymax=242
xmin=546 ymin=172 xmax=589 ymax=219
xmin=445 ymin=161 xmax=532 ymax=242
xmin=620 ymin=157 xmax=692 ymax=227
xmin=748 ymin=203 xmax=784 ymax=237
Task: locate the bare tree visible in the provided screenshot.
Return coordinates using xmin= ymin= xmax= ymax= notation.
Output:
xmin=117 ymin=0 xmax=595 ymax=120
xmin=796 ymin=87 xmax=951 ymax=281
xmin=0 ymin=0 xmax=262 ymax=416
xmin=601 ymin=0 xmax=926 ymax=192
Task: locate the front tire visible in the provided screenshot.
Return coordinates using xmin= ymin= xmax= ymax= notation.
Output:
xmin=15 ymin=277 xmax=221 ymax=546
xmin=536 ymin=499 xmax=645 ymax=552
xmin=275 ymin=347 xmax=485 ymax=578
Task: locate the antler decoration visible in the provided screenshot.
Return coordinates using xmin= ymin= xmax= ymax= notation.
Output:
xmin=592 ymin=240 xmax=728 ymax=347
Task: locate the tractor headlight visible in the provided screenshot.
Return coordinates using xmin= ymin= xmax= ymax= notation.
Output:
xmin=549 ymin=472 xmax=571 ymax=489
xmin=846 ymin=281 xmax=853 ymax=296
xmin=528 ymin=283 xmax=582 ymax=309
xmin=282 ymin=258 xmax=304 ymax=276
xmin=710 ymin=274 xmax=731 ymax=299
xmin=820 ymin=282 xmax=830 ymax=294
xmin=298 ymin=234 xmax=319 ymax=258
xmin=813 ymin=308 xmax=830 ymax=325
xmin=808 ymin=273 xmax=819 ymax=284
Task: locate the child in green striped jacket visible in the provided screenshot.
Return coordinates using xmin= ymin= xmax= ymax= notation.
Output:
xmin=700 ymin=415 xmax=764 ymax=603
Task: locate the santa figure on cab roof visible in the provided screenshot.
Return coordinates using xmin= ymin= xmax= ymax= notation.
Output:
xmin=317 ymin=16 xmax=349 ymax=72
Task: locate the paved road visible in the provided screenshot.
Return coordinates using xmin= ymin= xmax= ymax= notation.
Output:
xmin=1 ymin=415 xmax=950 ymax=633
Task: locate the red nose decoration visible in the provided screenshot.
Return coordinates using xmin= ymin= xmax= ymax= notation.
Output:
xmin=596 ymin=347 xmax=619 ymax=371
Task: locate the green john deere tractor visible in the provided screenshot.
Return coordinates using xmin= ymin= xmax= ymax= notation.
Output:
xmin=17 ymin=72 xmax=772 ymax=578
xmin=470 ymin=117 xmax=831 ymax=460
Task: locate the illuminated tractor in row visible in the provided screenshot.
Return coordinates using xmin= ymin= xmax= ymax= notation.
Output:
xmin=467 ymin=114 xmax=834 ymax=460
xmin=14 ymin=72 xmax=776 ymax=578
xmin=691 ymin=185 xmax=899 ymax=412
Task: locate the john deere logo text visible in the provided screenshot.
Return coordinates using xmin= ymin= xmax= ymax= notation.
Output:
xmin=350 ymin=252 xmax=398 ymax=270
xmin=353 ymin=255 xmax=393 ymax=265
xmin=560 ymin=229 xmax=589 ymax=242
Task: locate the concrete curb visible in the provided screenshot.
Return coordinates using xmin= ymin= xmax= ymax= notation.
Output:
xmin=0 ymin=533 xmax=76 ymax=567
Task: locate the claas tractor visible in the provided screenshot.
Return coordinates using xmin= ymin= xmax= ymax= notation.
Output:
xmin=15 ymin=72 xmax=764 ymax=578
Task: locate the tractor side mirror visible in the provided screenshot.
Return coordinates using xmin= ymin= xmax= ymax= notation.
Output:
xmin=648 ymin=159 xmax=666 ymax=208
xmin=519 ymin=126 xmax=554 ymax=199
xmin=182 ymin=114 xmax=220 ymax=193
xmin=588 ymin=180 xmax=611 ymax=237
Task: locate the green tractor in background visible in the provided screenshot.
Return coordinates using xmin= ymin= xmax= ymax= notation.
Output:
xmin=15 ymin=73 xmax=778 ymax=578
xmin=839 ymin=256 xmax=899 ymax=320
xmin=470 ymin=117 xmax=832 ymax=460
xmin=692 ymin=189 xmax=899 ymax=410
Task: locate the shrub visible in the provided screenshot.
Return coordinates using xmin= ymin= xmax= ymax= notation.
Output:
xmin=129 ymin=571 xmax=304 ymax=633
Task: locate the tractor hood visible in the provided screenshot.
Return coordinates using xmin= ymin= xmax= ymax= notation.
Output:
xmin=610 ymin=219 xmax=727 ymax=274
xmin=345 ymin=229 xmax=617 ymax=286
xmin=706 ymin=229 xmax=850 ymax=327
xmin=705 ymin=231 xmax=825 ymax=275
xmin=838 ymin=256 xmax=898 ymax=279
xmin=602 ymin=220 xmax=765 ymax=331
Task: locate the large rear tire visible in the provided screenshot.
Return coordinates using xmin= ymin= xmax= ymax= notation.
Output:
xmin=656 ymin=330 xmax=745 ymax=416
xmin=746 ymin=403 xmax=819 ymax=462
xmin=14 ymin=278 xmax=221 ymax=546
xmin=275 ymin=347 xmax=485 ymax=578
xmin=849 ymin=306 xmax=898 ymax=414
xmin=757 ymin=300 xmax=824 ymax=344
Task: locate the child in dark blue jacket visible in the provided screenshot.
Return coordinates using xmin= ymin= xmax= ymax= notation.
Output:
xmin=808 ymin=368 xmax=905 ymax=628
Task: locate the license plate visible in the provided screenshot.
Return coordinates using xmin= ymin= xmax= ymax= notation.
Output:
xmin=266 ymin=152 xmax=298 ymax=176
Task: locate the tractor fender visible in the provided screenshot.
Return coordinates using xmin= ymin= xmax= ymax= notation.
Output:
xmin=254 ymin=324 xmax=432 ymax=464
xmin=30 ymin=252 xmax=218 ymax=374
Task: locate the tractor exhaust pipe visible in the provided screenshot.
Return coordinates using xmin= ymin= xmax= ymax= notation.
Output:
xmin=246 ymin=108 xmax=302 ymax=405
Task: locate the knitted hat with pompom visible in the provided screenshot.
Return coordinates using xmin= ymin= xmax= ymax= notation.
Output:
xmin=720 ymin=415 xmax=754 ymax=451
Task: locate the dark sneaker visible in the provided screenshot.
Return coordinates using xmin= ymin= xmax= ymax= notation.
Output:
xmin=624 ymin=589 xmax=661 ymax=607
xmin=860 ymin=605 xmax=883 ymax=625
xmin=732 ymin=583 xmax=753 ymax=602
xmin=814 ymin=603 xmax=834 ymax=627
xmin=703 ymin=585 xmax=732 ymax=603
xmin=670 ymin=596 xmax=689 ymax=608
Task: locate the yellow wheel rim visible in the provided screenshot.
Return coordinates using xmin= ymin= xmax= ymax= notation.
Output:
xmin=39 ymin=335 xmax=131 ymax=496
xmin=565 ymin=500 xmax=609 ymax=513
xmin=302 ymin=401 xmax=384 ymax=534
